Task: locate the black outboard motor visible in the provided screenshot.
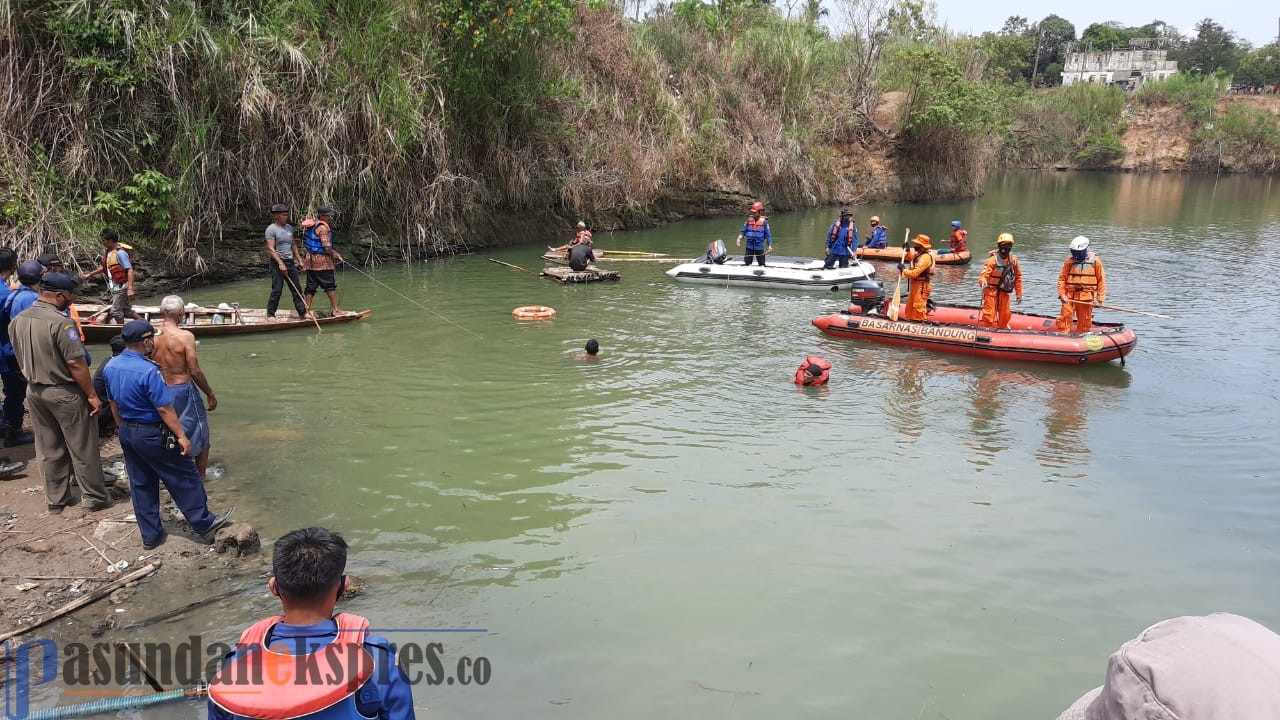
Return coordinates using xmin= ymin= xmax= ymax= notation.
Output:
xmin=705 ymin=239 xmax=728 ymax=265
xmin=849 ymin=279 xmax=885 ymax=313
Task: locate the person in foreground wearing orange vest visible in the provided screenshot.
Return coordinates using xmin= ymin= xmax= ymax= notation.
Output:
xmin=941 ymin=220 xmax=967 ymax=255
xmin=897 ymin=234 xmax=934 ymax=321
xmin=548 ymin=221 xmax=592 ymax=253
xmin=301 ymin=207 xmax=344 ymax=317
xmin=793 ymin=356 xmax=831 ymax=386
xmin=978 ymin=233 xmax=1022 ymax=328
xmin=82 ymin=229 xmax=138 ymax=322
xmin=209 ymin=527 xmax=416 ymax=720
xmin=735 ymin=201 xmax=772 ymax=266
xmin=1055 ymin=235 xmax=1105 ymax=333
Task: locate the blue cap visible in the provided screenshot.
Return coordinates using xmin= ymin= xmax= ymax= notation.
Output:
xmin=17 ymin=260 xmax=43 ymax=285
xmin=951 ymin=220 xmax=962 ymax=228
xmin=40 ymin=272 xmax=83 ymax=294
xmin=120 ymin=319 xmax=156 ymax=342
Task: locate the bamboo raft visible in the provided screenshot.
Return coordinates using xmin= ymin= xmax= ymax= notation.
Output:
xmin=75 ymin=304 xmax=371 ymax=342
xmin=541 ymin=249 xmax=680 ymax=264
xmin=540 ymin=266 xmax=621 ymax=284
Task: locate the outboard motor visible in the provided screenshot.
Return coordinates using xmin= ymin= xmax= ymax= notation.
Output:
xmin=849 ymin=279 xmax=885 ymax=313
xmin=705 ymin=239 xmax=728 ymax=265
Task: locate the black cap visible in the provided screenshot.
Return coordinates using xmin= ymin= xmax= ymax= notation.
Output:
xmin=109 ymin=335 xmax=126 ymax=355
xmin=271 ymin=204 xmax=289 ymax=214
xmin=840 ymin=208 xmax=851 ymax=217
xmin=17 ymin=260 xmax=43 ymax=285
xmin=40 ymin=272 xmax=83 ymax=295
xmin=120 ymin=319 xmax=156 ymax=342
xmin=36 ymin=253 xmax=62 ymax=268
xmin=317 ymin=206 xmax=334 ymax=216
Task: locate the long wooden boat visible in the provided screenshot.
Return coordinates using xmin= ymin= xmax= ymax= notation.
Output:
xmin=856 ymin=247 xmax=972 ymax=265
xmin=75 ymin=304 xmax=371 ymax=342
xmin=812 ymin=303 xmax=1136 ymax=365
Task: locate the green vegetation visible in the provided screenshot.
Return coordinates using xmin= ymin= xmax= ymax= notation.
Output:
xmin=1133 ymin=75 xmax=1221 ymax=121
xmin=1002 ymin=85 xmax=1127 ymax=167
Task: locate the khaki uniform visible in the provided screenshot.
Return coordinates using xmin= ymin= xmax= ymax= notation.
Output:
xmin=9 ymin=300 xmax=107 ymax=507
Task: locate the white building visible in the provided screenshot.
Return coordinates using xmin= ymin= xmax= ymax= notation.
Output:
xmin=1061 ymin=39 xmax=1178 ymax=88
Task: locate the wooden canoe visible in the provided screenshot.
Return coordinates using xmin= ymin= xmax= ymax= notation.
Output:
xmin=74 ymin=304 xmax=371 ymax=343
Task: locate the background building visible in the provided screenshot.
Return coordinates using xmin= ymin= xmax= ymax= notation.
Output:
xmin=1061 ymin=38 xmax=1179 ymax=88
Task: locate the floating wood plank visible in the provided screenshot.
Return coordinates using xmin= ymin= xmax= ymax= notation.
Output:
xmin=0 ymin=562 xmax=161 ymax=643
xmin=540 ymin=266 xmax=621 ymax=284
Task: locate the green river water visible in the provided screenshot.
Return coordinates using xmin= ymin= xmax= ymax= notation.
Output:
xmin=40 ymin=172 xmax=1280 ymax=719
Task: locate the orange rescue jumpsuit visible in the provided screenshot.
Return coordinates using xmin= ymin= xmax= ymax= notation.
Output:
xmin=900 ymin=250 xmax=934 ymax=321
xmin=1055 ymin=253 xmax=1105 ymax=332
xmin=978 ymin=251 xmax=1022 ymax=328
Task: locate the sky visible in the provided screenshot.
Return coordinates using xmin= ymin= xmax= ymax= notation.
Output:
xmin=931 ymin=0 xmax=1276 ymax=47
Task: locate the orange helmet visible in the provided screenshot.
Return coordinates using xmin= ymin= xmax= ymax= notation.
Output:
xmin=751 ymin=201 xmax=764 ymax=213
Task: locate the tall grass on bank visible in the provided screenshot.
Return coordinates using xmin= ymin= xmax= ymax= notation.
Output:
xmin=1002 ymin=84 xmax=1127 ymax=168
xmin=1195 ymin=104 xmax=1280 ymax=173
xmin=1133 ymin=75 xmax=1221 ymax=122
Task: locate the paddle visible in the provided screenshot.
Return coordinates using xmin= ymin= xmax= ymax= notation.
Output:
xmin=888 ymin=228 xmax=909 ymax=321
xmin=488 ymin=258 xmax=535 ymax=273
xmin=1068 ymin=299 xmax=1172 ymax=319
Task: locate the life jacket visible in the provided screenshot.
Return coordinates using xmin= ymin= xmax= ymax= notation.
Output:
xmin=908 ymin=250 xmax=934 ymax=282
xmin=1064 ymin=254 xmax=1100 ymax=290
xmin=304 ymin=221 xmax=331 ymax=255
xmin=989 ymin=253 xmax=1018 ymax=293
xmin=949 ymin=229 xmax=967 ymax=253
xmin=102 ymin=244 xmax=134 ymax=284
xmin=742 ymin=216 xmax=769 ymax=248
xmin=827 ymin=221 xmax=856 ymax=253
xmin=794 ymin=355 xmax=831 ymax=386
xmin=208 ymin=613 xmax=383 ymax=720
xmin=865 ymin=226 xmax=888 ymax=248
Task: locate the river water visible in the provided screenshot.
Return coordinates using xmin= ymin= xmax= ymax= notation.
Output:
xmin=50 ymin=172 xmax=1280 ymax=719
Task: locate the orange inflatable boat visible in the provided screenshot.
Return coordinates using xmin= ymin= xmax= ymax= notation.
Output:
xmin=812 ymin=304 xmax=1136 ymax=365
xmin=857 ymin=247 xmax=972 ymax=265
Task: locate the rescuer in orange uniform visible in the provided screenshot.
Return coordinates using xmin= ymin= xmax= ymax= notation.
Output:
xmin=978 ymin=233 xmax=1022 ymax=328
xmin=897 ymin=234 xmax=934 ymax=321
xmin=1055 ymin=235 xmax=1106 ymax=332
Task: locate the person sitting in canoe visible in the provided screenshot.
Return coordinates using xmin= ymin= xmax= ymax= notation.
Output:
xmin=822 ymin=209 xmax=857 ymax=269
xmin=548 ymin=221 xmax=592 ymax=253
xmin=939 ymin=220 xmax=967 ymax=255
xmin=862 ymin=216 xmax=888 ymax=249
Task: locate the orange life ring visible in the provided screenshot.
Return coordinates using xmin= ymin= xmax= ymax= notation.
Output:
xmin=512 ymin=305 xmax=556 ymax=320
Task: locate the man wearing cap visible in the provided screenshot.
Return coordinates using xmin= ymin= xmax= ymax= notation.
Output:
xmin=863 ymin=216 xmax=888 ymax=249
xmin=735 ymin=201 xmax=772 ymax=266
xmin=8 ymin=272 xmax=111 ymax=513
xmin=1057 ymin=613 xmax=1280 ymax=720
xmin=897 ymin=234 xmax=934 ymax=322
xmin=0 ymin=253 xmax=36 ymax=446
xmin=35 ymin=255 xmax=90 ymax=361
xmin=82 ymin=229 xmax=138 ymax=322
xmin=264 ymin=204 xmax=309 ymax=321
xmin=978 ymin=233 xmax=1022 ymax=329
xmin=823 ymin=209 xmax=857 ymax=269
xmin=301 ymin=206 xmax=343 ymax=316
xmin=103 ymin=319 xmax=233 ymax=549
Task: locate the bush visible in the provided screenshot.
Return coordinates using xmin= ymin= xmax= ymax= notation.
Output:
xmin=1134 ymin=75 xmax=1221 ymax=122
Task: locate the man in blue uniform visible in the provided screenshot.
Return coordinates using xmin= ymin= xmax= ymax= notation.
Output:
xmin=102 ymin=319 xmax=232 ymax=549
xmin=863 ymin=216 xmax=888 ymax=249
xmin=208 ymin=527 xmax=416 ymax=720
xmin=735 ymin=201 xmax=772 ymax=266
xmin=0 ymin=259 xmax=41 ymax=446
xmin=823 ymin=209 xmax=857 ymax=269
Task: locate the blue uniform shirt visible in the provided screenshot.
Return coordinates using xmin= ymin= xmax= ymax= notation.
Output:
xmin=208 ymin=620 xmax=416 ymax=720
xmin=826 ymin=220 xmax=857 ymax=256
xmin=0 ymin=285 xmax=37 ymax=371
xmin=865 ymin=226 xmax=888 ymax=249
xmin=740 ymin=217 xmax=772 ymax=251
xmin=101 ymin=349 xmax=171 ymax=423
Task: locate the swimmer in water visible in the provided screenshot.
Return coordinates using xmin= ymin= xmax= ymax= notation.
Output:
xmin=574 ymin=339 xmax=600 ymax=360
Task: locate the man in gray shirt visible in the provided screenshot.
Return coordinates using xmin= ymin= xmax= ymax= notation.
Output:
xmin=265 ymin=204 xmax=309 ymax=320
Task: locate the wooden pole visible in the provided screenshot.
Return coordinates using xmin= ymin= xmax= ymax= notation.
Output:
xmin=116 ymin=642 xmax=166 ymax=692
xmin=1068 ymin=299 xmax=1172 ymax=319
xmin=0 ymin=562 xmax=161 ymax=644
xmin=488 ymin=258 xmax=535 ymax=273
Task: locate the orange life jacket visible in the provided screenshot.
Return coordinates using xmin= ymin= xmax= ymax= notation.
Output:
xmin=1064 ymin=255 xmax=1100 ymax=290
xmin=794 ymin=355 xmax=831 ymax=386
xmin=908 ymin=250 xmax=934 ymax=282
xmin=949 ymin=229 xmax=967 ymax=252
xmin=988 ymin=253 xmax=1019 ymax=293
xmin=102 ymin=245 xmax=133 ymax=284
xmin=208 ymin=613 xmax=376 ymax=720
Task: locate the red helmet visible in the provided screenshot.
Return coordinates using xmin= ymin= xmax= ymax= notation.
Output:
xmin=751 ymin=201 xmax=764 ymax=213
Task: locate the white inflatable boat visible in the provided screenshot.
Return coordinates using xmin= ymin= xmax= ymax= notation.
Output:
xmin=666 ymin=248 xmax=878 ymax=292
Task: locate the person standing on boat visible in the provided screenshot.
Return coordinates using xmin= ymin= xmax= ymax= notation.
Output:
xmin=567 ymin=235 xmax=595 ymax=272
xmin=863 ymin=216 xmax=888 ymax=249
xmin=302 ymin=207 xmax=344 ymax=317
xmin=897 ymin=234 xmax=934 ymax=322
xmin=265 ymin=204 xmax=310 ymax=321
xmin=944 ymin=220 xmax=968 ymax=255
xmin=823 ymin=209 xmax=857 ymax=269
xmin=1055 ymin=236 xmax=1105 ymax=333
xmin=82 ymin=229 xmax=138 ymax=323
xmin=0 ymin=260 xmax=41 ymax=447
xmin=153 ymin=295 xmax=217 ymax=481
xmin=207 ymin=527 xmax=416 ymax=720
xmin=735 ymin=201 xmax=772 ymax=266
xmin=103 ymin=319 xmax=233 ymax=549
xmin=978 ymin=233 xmax=1022 ymax=329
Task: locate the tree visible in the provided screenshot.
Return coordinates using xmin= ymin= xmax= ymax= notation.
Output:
xmin=1235 ymin=43 xmax=1280 ymax=85
xmin=1176 ymin=18 xmax=1243 ymax=76
xmin=1000 ymin=15 xmax=1029 ymax=37
xmin=801 ymin=0 xmax=829 ymax=26
xmin=1080 ymin=21 xmax=1138 ymax=50
xmin=1031 ymin=14 xmax=1075 ymax=84
xmin=980 ymin=31 xmax=1034 ymax=84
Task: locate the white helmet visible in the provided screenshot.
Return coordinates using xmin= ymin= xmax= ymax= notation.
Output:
xmin=1069 ymin=236 xmax=1090 ymax=252
xmin=577 ymin=221 xmax=587 ymax=229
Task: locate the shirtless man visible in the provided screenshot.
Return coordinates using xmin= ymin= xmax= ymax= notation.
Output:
xmin=152 ymin=295 xmax=217 ymax=480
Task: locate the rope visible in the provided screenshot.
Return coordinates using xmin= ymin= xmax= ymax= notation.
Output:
xmin=340 ymin=260 xmax=483 ymax=338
